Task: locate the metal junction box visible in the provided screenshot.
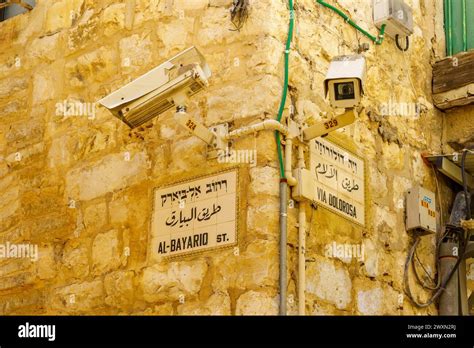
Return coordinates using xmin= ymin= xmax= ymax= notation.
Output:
xmin=406 ymin=186 xmax=437 ymax=234
xmin=373 ymin=0 xmax=414 ymax=39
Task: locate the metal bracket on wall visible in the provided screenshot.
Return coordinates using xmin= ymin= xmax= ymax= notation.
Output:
xmin=425 ymin=152 xmax=474 ymax=190
xmin=207 ymin=123 xmax=230 ymax=160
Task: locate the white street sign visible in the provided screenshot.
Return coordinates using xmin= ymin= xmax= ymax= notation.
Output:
xmin=310 ymin=138 xmax=365 ymax=226
xmin=150 ymin=169 xmax=238 ymax=258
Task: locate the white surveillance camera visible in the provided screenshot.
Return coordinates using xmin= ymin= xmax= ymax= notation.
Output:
xmin=302 ymin=55 xmax=366 ymax=140
xmin=324 ymin=55 xmax=366 ymax=109
xmin=98 ymin=46 xmax=211 ymax=129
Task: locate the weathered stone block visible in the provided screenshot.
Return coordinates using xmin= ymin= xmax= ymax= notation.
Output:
xmin=83 ymin=202 xmax=107 ymax=230
xmin=65 ymin=152 xmax=148 ymax=201
xmin=100 ymin=3 xmax=126 ymax=36
xmin=177 ymin=292 xmax=231 ymax=315
xmin=157 ymin=18 xmax=194 ymax=55
xmin=0 ymin=272 xmax=35 ymax=291
xmin=0 ymin=259 xmax=34 ymax=278
xmin=37 ymin=245 xmax=57 ymax=280
xmin=65 ymin=46 xmax=119 ymax=87
xmin=5 ymin=120 xmax=44 ymax=151
xmin=0 ymin=175 xmax=19 ymax=221
xmin=196 ymin=7 xmax=232 ymax=47
xmin=26 ymin=33 xmax=61 ymax=65
xmin=0 ymin=77 xmax=28 ymax=100
xmin=247 ymin=196 xmax=279 ymax=239
xmin=235 ymin=291 xmax=278 ymax=315
xmin=61 ymin=239 xmax=90 ymax=279
xmin=32 ymin=69 xmax=58 ymax=105
xmin=1 ymin=290 xmax=46 ymax=314
xmin=51 ymin=280 xmax=105 ymax=313
xmin=357 ymin=287 xmax=383 ymax=315
xmin=104 ymin=270 xmax=134 ymax=307
xmin=109 ymin=199 xmax=128 ymax=225
xmin=141 ymin=260 xmax=208 ymax=302
xmin=206 ymin=75 xmax=282 ymax=123
xmin=169 ymin=137 xmax=207 ymax=172
xmin=306 ymin=258 xmax=352 ymax=310
xmin=174 ymin=0 xmax=209 ymax=11
xmin=45 ymin=0 xmax=84 ymax=33
xmin=213 ymin=240 xmax=279 ymax=291
xmin=381 ymin=142 xmax=405 ymax=171
xmin=119 ymin=34 xmax=153 ymax=72
xmin=249 ymin=166 xmax=280 ymax=197
xmin=445 ymin=105 xmax=474 ymax=149
xmin=92 ymin=230 xmax=121 ymax=275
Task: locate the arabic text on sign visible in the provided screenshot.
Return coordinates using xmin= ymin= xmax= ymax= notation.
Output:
xmin=165 ymin=204 xmax=222 ymax=228
xmin=151 ymin=170 xmax=238 ymax=257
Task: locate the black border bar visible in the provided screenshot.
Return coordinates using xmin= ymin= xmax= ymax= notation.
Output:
xmin=0 ymin=316 xmax=473 ymax=346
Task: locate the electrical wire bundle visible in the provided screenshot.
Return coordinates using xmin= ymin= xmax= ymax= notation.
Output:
xmin=404 ymin=149 xmax=473 ymax=308
xmin=230 ymin=0 xmax=249 ymax=31
xmin=404 ymin=223 xmax=465 ymax=307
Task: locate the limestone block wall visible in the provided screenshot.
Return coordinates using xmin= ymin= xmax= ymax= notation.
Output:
xmin=444 ymin=104 xmax=474 ymax=150
xmin=0 ymin=0 xmax=455 ymax=315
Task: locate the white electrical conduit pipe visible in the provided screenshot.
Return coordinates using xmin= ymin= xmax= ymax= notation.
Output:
xmin=217 ymin=118 xmax=295 ymax=315
xmin=219 ymin=119 xmax=296 ymax=186
xmin=297 ymin=145 xmax=306 ymax=315
xmin=284 ymin=138 xmax=298 ymax=187
xmin=221 ymin=119 xmax=288 ymax=140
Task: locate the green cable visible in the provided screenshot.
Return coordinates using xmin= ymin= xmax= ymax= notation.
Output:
xmin=462 ymin=0 xmax=467 ymax=52
xmin=275 ymin=0 xmax=383 ymax=179
xmin=275 ymin=0 xmax=294 ymax=179
xmin=275 ymin=131 xmax=285 ymax=179
xmin=316 ymin=0 xmax=386 ymax=45
xmin=377 ymin=23 xmax=386 ymax=45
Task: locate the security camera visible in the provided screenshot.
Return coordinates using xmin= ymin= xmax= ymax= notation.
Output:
xmin=98 ymin=46 xmax=211 ymax=129
xmin=324 ymin=54 xmax=366 ymax=109
xmin=302 ymin=55 xmax=366 ymax=141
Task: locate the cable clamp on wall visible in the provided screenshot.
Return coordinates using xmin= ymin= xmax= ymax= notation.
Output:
xmin=396 ymin=34 xmax=410 ymax=51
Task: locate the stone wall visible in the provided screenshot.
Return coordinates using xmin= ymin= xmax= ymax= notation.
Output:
xmin=0 ymin=0 xmax=460 ymax=315
xmin=444 ymin=104 xmax=474 ymax=150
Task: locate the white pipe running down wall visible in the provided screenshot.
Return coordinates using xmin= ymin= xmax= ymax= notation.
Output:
xmin=219 ymin=119 xmax=306 ymax=315
xmin=297 ymin=145 xmax=306 ymax=315
xmin=285 ymin=138 xmax=298 ymax=187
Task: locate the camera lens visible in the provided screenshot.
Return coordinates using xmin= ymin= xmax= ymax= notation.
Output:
xmin=335 ymin=82 xmax=355 ymax=100
xmin=341 ymin=84 xmax=353 ymax=95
